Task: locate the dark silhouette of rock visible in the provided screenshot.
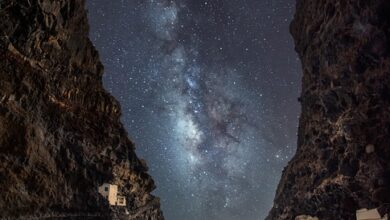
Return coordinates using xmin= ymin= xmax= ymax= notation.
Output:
xmin=267 ymin=0 xmax=390 ymax=219
xmin=0 ymin=0 xmax=163 ymax=219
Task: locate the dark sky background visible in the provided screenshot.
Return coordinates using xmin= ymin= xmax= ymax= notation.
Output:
xmin=86 ymin=1 xmax=301 ymax=219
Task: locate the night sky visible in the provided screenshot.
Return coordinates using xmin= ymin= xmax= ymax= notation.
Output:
xmin=86 ymin=1 xmax=301 ymax=219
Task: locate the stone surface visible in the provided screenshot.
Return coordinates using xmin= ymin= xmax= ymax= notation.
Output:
xmin=267 ymin=0 xmax=390 ymax=219
xmin=365 ymin=144 xmax=375 ymax=154
xmin=0 ymin=0 xmax=163 ymax=219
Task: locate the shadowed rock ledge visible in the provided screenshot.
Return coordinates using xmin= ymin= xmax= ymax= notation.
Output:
xmin=267 ymin=0 xmax=390 ymax=219
xmin=0 ymin=0 xmax=163 ymax=219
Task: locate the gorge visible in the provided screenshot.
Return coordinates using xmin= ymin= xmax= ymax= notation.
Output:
xmin=0 ymin=0 xmax=389 ymax=220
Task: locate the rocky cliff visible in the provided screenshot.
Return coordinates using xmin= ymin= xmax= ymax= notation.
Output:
xmin=267 ymin=0 xmax=390 ymax=219
xmin=0 ymin=0 xmax=163 ymax=219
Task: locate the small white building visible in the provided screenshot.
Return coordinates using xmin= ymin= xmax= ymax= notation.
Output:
xmin=98 ymin=183 xmax=126 ymax=206
xmin=356 ymin=208 xmax=388 ymax=220
xmin=295 ymin=215 xmax=319 ymax=220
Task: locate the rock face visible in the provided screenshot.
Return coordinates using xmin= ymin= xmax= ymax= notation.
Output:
xmin=0 ymin=0 xmax=163 ymax=219
xmin=267 ymin=0 xmax=390 ymax=219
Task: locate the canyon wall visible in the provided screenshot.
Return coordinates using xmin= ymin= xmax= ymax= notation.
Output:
xmin=267 ymin=0 xmax=390 ymax=219
xmin=0 ymin=0 xmax=163 ymax=219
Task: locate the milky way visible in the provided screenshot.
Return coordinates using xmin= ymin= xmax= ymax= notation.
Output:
xmin=86 ymin=0 xmax=301 ymax=219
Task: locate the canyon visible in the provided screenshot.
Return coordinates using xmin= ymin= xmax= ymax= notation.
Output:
xmin=0 ymin=0 xmax=163 ymax=219
xmin=267 ymin=0 xmax=390 ymax=219
xmin=0 ymin=0 xmax=389 ymax=219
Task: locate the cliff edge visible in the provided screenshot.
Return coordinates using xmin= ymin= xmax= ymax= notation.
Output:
xmin=267 ymin=0 xmax=390 ymax=219
xmin=0 ymin=0 xmax=163 ymax=219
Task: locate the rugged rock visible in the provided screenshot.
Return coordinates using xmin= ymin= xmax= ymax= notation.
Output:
xmin=267 ymin=0 xmax=390 ymax=219
xmin=0 ymin=0 xmax=163 ymax=219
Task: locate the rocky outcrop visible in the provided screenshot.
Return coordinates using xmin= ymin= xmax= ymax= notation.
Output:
xmin=0 ymin=0 xmax=163 ymax=219
xmin=267 ymin=0 xmax=390 ymax=219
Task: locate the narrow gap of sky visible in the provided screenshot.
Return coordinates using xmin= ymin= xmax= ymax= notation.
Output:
xmin=86 ymin=1 xmax=301 ymax=219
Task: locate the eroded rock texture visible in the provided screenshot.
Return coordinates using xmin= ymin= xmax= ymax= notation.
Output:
xmin=267 ymin=0 xmax=390 ymax=219
xmin=0 ymin=0 xmax=163 ymax=219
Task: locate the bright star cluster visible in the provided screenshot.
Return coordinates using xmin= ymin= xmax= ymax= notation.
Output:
xmin=86 ymin=0 xmax=301 ymax=219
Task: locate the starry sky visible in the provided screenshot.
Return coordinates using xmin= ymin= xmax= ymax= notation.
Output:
xmin=86 ymin=1 xmax=301 ymax=219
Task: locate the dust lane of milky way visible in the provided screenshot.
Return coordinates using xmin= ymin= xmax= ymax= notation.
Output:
xmin=86 ymin=0 xmax=301 ymax=219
